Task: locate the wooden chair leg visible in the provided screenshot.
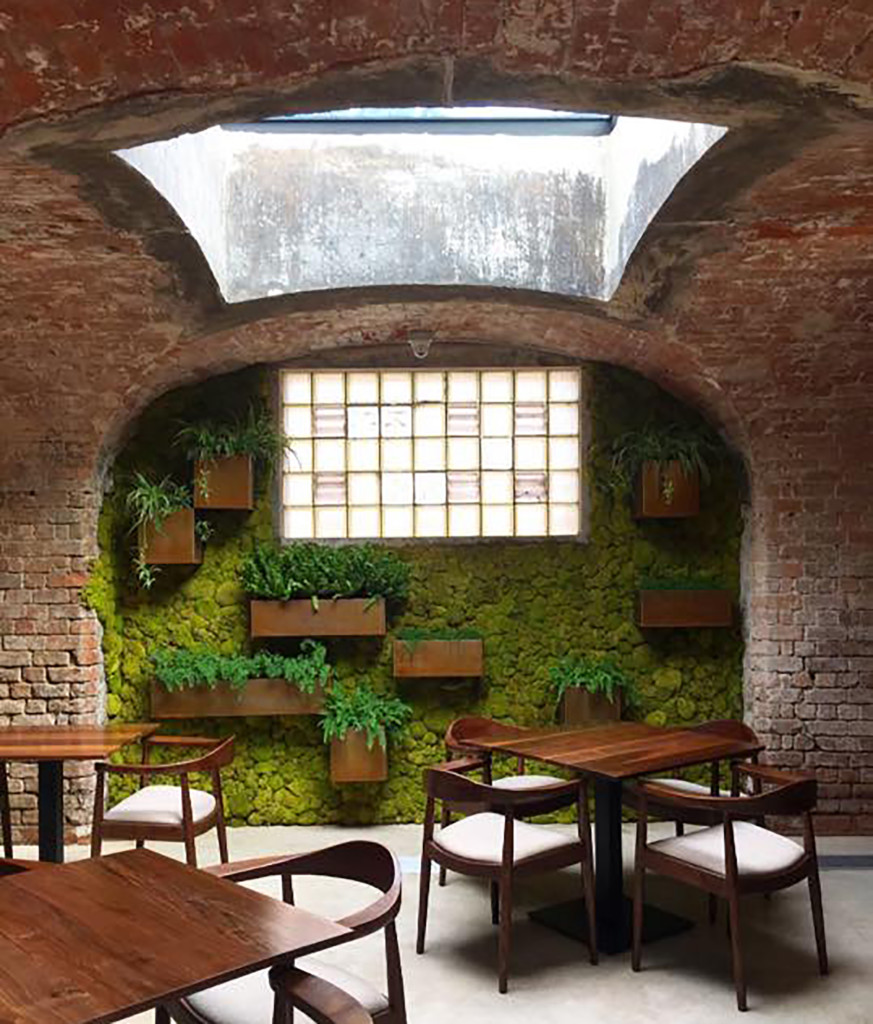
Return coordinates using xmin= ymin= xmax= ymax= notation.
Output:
xmin=490 ymin=880 xmax=499 ymax=925
xmin=675 ymin=820 xmax=685 ymax=837
xmin=136 ymin=838 xmax=145 ymax=849
xmin=582 ymin=855 xmax=598 ymax=965
xmin=184 ymin=832 xmax=197 ymax=867
xmin=384 ymin=919 xmax=408 ymax=1024
xmin=0 ymin=762 xmax=12 ymax=859
xmin=727 ymin=892 xmax=747 ymax=1011
xmin=155 ymin=1007 xmax=170 ymax=1024
xmin=631 ymin=860 xmax=644 ymax=972
xmin=416 ymin=852 xmax=431 ymax=954
xmin=808 ymin=866 xmax=829 ymax=975
xmin=497 ymin=877 xmax=513 ymax=994
xmin=708 ymin=893 xmax=718 ymax=925
xmin=438 ymin=805 xmax=451 ymax=887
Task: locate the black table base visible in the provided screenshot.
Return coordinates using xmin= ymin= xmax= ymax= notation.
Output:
xmin=38 ymin=760 xmax=65 ymax=862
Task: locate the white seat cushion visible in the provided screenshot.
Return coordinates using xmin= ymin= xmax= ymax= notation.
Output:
xmin=492 ymin=774 xmax=564 ymax=791
xmin=183 ymin=958 xmax=388 ymax=1024
xmin=435 ymin=811 xmax=577 ymax=865
xmin=649 ymin=821 xmax=804 ymax=877
xmin=650 ymin=778 xmax=733 ymax=797
xmin=103 ymin=784 xmax=216 ymax=826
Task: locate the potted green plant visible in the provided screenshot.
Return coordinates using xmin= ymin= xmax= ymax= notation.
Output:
xmin=126 ymin=473 xmax=200 ymax=584
xmin=637 ymin=576 xmax=733 ymax=628
xmin=393 ymin=627 xmax=484 ymax=678
xmin=241 ymin=542 xmax=411 ymax=638
xmin=150 ymin=640 xmax=331 ymax=717
xmin=610 ymin=423 xmax=718 ymax=518
xmin=175 ymin=407 xmax=291 ymax=511
xmin=549 ymin=655 xmax=631 ymax=725
xmin=320 ymin=682 xmax=412 ymax=783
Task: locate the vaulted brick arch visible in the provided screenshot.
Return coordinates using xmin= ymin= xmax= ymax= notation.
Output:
xmin=1 ymin=6 xmax=871 ymax=837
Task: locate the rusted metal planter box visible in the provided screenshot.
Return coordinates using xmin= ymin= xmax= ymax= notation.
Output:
xmin=393 ymin=639 xmax=484 ymax=678
xmin=560 ymin=688 xmax=622 ymax=725
xmin=139 ymin=508 xmax=202 ymax=565
xmin=634 ymin=460 xmax=700 ymax=518
xmin=637 ymin=589 xmax=733 ymax=628
xmin=250 ymin=598 xmax=387 ymax=638
xmin=194 ymin=455 xmax=254 ymax=510
xmin=330 ymin=729 xmax=388 ymax=783
xmin=151 ymin=679 xmax=325 ymax=718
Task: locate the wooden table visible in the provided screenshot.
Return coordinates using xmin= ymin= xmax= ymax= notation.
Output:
xmin=0 ymin=849 xmax=350 ymax=1024
xmin=466 ymin=721 xmax=764 ymax=954
xmin=0 ymin=724 xmax=159 ymax=862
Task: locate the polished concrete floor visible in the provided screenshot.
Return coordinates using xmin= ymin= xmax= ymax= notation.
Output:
xmin=22 ymin=825 xmax=873 ymax=1024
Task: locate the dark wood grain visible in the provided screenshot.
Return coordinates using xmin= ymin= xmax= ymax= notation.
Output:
xmin=0 ymin=849 xmax=349 ymax=1024
xmin=0 ymin=724 xmax=159 ymax=762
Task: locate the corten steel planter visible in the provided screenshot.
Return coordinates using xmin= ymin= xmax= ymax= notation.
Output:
xmin=560 ymin=688 xmax=622 ymax=726
xmin=139 ymin=508 xmax=202 ymax=565
xmin=194 ymin=455 xmax=254 ymax=510
xmin=634 ymin=460 xmax=700 ymax=518
xmin=250 ymin=598 xmax=387 ymax=638
xmin=330 ymin=729 xmax=389 ymax=783
xmin=150 ymin=679 xmax=325 ymax=719
xmin=393 ymin=639 xmax=484 ymax=678
xmin=637 ymin=589 xmax=733 ymax=628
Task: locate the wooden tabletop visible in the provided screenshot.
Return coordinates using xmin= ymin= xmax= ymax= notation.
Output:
xmin=0 ymin=849 xmax=350 ymax=1024
xmin=0 ymin=724 xmax=159 ymax=761
xmin=468 ymin=721 xmax=764 ymax=780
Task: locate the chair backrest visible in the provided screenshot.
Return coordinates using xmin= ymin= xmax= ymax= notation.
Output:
xmin=425 ymin=762 xmax=582 ymax=818
xmin=444 ymin=716 xmax=525 ymax=753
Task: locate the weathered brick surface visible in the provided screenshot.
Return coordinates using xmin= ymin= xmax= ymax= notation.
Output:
xmin=0 ymin=4 xmax=870 ymax=837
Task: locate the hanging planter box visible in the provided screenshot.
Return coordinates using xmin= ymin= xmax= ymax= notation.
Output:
xmin=150 ymin=679 xmax=325 ymax=719
xmin=330 ymin=729 xmax=388 ymax=783
xmin=637 ymin=589 xmax=733 ymax=628
xmin=139 ymin=508 xmax=202 ymax=565
xmin=194 ymin=455 xmax=254 ymax=510
xmin=634 ymin=461 xmax=700 ymax=518
xmin=393 ymin=639 xmax=484 ymax=678
xmin=250 ymin=598 xmax=386 ymax=638
xmin=560 ymin=688 xmax=622 ymax=726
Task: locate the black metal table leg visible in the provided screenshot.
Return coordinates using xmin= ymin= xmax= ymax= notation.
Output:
xmin=529 ymin=776 xmax=693 ymax=954
xmin=38 ymin=760 xmax=65 ymax=863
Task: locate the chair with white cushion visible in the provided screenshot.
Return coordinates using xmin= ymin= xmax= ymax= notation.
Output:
xmin=417 ymin=760 xmax=597 ymax=993
xmin=632 ymin=763 xmax=828 ymax=1012
xmin=91 ymin=734 xmax=234 ymax=867
xmin=163 ymin=840 xmax=406 ymax=1024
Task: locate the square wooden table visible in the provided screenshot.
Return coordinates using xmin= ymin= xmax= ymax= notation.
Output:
xmin=0 ymin=724 xmax=159 ymax=862
xmin=0 ymin=849 xmax=350 ymax=1024
xmin=465 ymin=721 xmax=764 ymax=954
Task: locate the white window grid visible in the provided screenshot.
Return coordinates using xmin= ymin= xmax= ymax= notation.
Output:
xmin=280 ymin=368 xmax=583 ymax=540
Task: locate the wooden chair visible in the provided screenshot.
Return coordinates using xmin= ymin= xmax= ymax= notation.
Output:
xmin=632 ymin=763 xmax=828 ymax=1012
xmin=417 ymin=758 xmax=597 ymax=993
xmin=164 ymin=840 xmax=406 ymax=1024
xmin=0 ymin=760 xmax=12 ymax=858
xmin=91 ymin=735 xmax=234 ymax=867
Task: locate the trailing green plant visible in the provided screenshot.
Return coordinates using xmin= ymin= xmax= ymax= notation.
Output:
xmin=548 ymin=655 xmax=632 ymax=706
xmin=126 ymin=472 xmax=191 ymax=532
xmin=175 ymin=406 xmax=291 ymax=467
xmin=241 ymin=542 xmax=411 ymax=606
xmin=194 ymin=519 xmax=215 ymax=544
xmin=320 ymin=682 xmax=412 ymax=750
xmin=396 ymin=626 xmax=481 ymax=652
xmin=609 ymin=423 xmax=719 ymax=504
xmin=639 ymin=575 xmax=725 ymax=591
xmin=133 ymin=551 xmax=160 ymax=591
xmin=152 ymin=640 xmax=330 ymax=694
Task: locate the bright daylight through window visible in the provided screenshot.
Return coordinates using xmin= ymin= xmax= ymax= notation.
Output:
xmin=281 ymin=369 xmax=583 ymax=540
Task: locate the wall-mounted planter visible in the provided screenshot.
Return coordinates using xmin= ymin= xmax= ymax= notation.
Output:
xmin=139 ymin=508 xmax=202 ymax=565
xmin=634 ymin=461 xmax=700 ymax=518
xmin=637 ymin=589 xmax=733 ymax=628
xmin=393 ymin=639 xmax=484 ymax=678
xmin=330 ymin=729 xmax=388 ymax=783
xmin=150 ymin=679 xmax=325 ymax=719
xmin=194 ymin=455 xmax=254 ymax=510
xmin=560 ymin=688 xmax=622 ymax=726
xmin=250 ymin=598 xmax=387 ymax=638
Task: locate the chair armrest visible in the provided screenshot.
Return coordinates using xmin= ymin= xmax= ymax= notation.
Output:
xmin=202 ymin=854 xmax=296 ymax=882
xmin=96 ymin=757 xmax=204 ymax=777
xmin=440 ymin=756 xmax=489 ymax=775
xmin=734 ymin=762 xmax=810 ymax=786
xmin=269 ymin=966 xmax=372 ymax=1024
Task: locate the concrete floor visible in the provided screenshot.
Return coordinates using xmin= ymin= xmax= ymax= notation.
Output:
xmin=21 ymin=825 xmax=873 ymax=1023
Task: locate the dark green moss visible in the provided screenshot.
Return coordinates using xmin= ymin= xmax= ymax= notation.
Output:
xmin=88 ymin=364 xmax=745 ymax=823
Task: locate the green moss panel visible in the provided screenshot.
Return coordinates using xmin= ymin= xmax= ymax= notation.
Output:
xmin=84 ymin=364 xmax=745 ymax=825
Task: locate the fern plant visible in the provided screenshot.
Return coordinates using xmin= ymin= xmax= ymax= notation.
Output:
xmin=548 ymin=656 xmax=631 ymax=707
xmin=320 ymin=682 xmax=412 ymax=750
xmin=241 ymin=542 xmax=411 ymax=606
xmin=152 ymin=640 xmax=330 ymax=693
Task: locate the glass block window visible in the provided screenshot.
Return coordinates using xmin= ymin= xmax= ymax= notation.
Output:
xmin=280 ymin=369 xmax=583 ymax=540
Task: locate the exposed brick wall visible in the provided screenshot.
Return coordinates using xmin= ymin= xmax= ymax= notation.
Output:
xmin=0 ymin=5 xmax=871 ymax=838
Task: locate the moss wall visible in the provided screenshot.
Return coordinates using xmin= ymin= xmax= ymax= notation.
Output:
xmin=84 ymin=364 xmax=745 ymax=824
